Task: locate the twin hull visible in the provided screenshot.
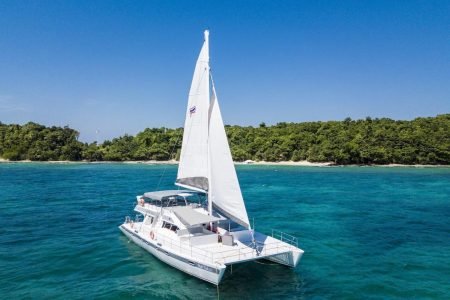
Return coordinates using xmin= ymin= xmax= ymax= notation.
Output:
xmin=119 ymin=224 xmax=302 ymax=285
xmin=119 ymin=225 xmax=226 ymax=285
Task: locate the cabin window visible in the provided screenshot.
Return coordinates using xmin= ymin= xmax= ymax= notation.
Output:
xmin=145 ymin=216 xmax=154 ymax=225
xmin=176 ymin=198 xmax=187 ymax=206
xmin=164 ymin=196 xmax=188 ymax=207
xmin=162 ymin=221 xmax=179 ymax=233
xmin=218 ymin=220 xmax=244 ymax=232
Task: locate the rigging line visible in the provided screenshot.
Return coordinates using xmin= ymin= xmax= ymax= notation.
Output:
xmin=155 ymin=130 xmax=182 ymax=191
xmin=178 ymin=63 xmax=209 ymax=189
xmin=182 ymin=65 xmax=209 ymax=155
xmin=189 ymin=66 xmax=208 ymax=97
xmin=209 ymin=70 xmax=216 ymax=91
xmin=155 ymin=52 xmax=209 ymax=191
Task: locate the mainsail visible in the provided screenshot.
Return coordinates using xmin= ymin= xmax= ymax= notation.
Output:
xmin=177 ymin=30 xmax=250 ymax=229
xmin=176 ymin=31 xmax=210 ymax=192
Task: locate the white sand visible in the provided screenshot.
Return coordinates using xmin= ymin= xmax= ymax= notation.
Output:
xmin=1 ymin=158 xmax=448 ymax=167
xmin=236 ymin=160 xmax=334 ymax=167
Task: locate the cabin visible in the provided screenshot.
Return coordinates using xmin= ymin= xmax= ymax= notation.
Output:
xmin=134 ymin=190 xmax=240 ymax=247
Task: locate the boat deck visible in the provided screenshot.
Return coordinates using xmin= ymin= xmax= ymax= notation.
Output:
xmin=197 ymin=235 xmax=295 ymax=265
xmin=123 ymin=222 xmax=297 ymax=265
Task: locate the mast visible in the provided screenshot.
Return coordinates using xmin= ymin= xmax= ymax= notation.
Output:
xmin=205 ymin=30 xmax=213 ymax=216
xmin=177 ymin=30 xmax=250 ymax=228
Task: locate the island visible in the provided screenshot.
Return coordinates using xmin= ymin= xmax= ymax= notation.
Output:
xmin=0 ymin=114 xmax=449 ymax=165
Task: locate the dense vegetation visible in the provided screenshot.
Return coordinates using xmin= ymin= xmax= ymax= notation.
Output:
xmin=1 ymin=114 xmax=449 ymax=164
xmin=0 ymin=122 xmax=84 ymax=161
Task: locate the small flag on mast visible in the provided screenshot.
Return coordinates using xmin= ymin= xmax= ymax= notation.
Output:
xmin=189 ymin=106 xmax=196 ymax=117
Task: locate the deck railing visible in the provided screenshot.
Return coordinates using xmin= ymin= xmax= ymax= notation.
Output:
xmin=123 ymin=220 xmax=298 ymax=265
xmin=142 ymin=226 xmax=215 ymax=264
xmin=271 ymin=229 xmax=298 ymax=247
xmin=211 ymin=240 xmax=294 ymax=264
xmin=150 ymin=229 xmax=296 ymax=265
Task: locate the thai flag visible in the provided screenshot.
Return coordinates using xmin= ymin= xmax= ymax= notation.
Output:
xmin=189 ymin=106 xmax=196 ymax=116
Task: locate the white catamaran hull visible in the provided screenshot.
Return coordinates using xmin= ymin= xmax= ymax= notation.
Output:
xmin=119 ymin=31 xmax=304 ymax=285
xmin=266 ymin=251 xmax=303 ymax=267
xmin=119 ymin=225 xmax=227 ymax=285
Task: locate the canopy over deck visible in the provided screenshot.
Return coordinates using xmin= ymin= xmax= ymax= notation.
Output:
xmin=172 ymin=206 xmax=223 ymax=226
xmin=143 ymin=190 xmax=200 ymax=201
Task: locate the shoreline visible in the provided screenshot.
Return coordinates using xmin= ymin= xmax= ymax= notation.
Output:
xmin=0 ymin=158 xmax=449 ymax=168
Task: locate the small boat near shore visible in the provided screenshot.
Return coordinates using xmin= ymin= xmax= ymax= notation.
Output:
xmin=119 ymin=30 xmax=304 ymax=285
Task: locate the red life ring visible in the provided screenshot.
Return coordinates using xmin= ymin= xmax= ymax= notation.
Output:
xmin=150 ymin=231 xmax=155 ymax=240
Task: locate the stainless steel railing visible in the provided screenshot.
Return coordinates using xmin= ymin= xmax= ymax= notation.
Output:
xmin=153 ymin=230 xmax=296 ymax=265
xmin=271 ymin=229 xmax=298 ymax=247
xmin=123 ymin=221 xmax=299 ymax=265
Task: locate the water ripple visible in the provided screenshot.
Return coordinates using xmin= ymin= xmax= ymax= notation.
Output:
xmin=0 ymin=163 xmax=449 ymax=298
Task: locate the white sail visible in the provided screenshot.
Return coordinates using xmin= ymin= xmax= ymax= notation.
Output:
xmin=176 ymin=30 xmax=210 ymax=192
xmin=121 ymin=31 xmax=303 ymax=286
xmin=208 ymin=82 xmax=250 ymax=229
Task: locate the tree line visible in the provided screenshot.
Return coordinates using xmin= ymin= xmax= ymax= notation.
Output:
xmin=1 ymin=114 xmax=449 ymax=164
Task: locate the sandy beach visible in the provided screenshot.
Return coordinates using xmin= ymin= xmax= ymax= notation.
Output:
xmin=235 ymin=160 xmax=334 ymax=166
xmin=1 ymin=158 xmax=448 ymax=167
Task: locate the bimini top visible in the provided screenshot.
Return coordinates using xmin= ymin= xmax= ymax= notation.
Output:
xmin=143 ymin=190 xmax=198 ymax=201
xmin=172 ymin=206 xmax=224 ymax=226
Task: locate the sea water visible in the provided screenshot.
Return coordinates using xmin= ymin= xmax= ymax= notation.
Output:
xmin=0 ymin=163 xmax=449 ymax=299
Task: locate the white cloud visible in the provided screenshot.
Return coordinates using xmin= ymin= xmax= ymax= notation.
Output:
xmin=0 ymin=95 xmax=28 ymax=112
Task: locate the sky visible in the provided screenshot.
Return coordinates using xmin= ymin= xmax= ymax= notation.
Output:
xmin=0 ymin=0 xmax=449 ymax=142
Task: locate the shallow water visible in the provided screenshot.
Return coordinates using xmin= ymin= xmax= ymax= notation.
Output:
xmin=0 ymin=163 xmax=449 ymax=299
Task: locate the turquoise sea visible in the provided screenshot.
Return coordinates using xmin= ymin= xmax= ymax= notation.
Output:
xmin=0 ymin=163 xmax=449 ymax=299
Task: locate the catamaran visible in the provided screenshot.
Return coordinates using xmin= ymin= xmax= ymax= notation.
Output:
xmin=119 ymin=30 xmax=304 ymax=285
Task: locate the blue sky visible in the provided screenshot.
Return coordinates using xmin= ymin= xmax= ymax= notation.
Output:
xmin=1 ymin=1 xmax=449 ymax=142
